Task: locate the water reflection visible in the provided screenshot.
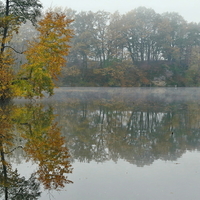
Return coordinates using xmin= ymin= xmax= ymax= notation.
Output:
xmin=0 ymin=103 xmax=72 ymax=200
xmin=1 ymin=88 xmax=200 ymax=199
xmin=50 ymin=88 xmax=200 ymax=167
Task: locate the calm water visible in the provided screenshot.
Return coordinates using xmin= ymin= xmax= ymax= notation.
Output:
xmin=2 ymin=87 xmax=200 ymax=200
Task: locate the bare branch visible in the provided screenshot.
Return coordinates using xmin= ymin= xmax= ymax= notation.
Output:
xmin=4 ymin=45 xmax=25 ymax=54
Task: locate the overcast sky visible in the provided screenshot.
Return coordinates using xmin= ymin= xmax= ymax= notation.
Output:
xmin=41 ymin=0 xmax=200 ymax=23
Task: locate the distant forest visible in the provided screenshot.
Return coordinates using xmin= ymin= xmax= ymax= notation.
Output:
xmin=13 ymin=7 xmax=200 ymax=87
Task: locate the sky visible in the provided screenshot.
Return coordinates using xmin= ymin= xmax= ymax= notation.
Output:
xmin=41 ymin=0 xmax=200 ymax=23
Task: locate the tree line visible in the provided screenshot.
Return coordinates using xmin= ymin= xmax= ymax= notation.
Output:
xmin=60 ymin=7 xmax=200 ymax=87
xmin=2 ymin=2 xmax=200 ymax=102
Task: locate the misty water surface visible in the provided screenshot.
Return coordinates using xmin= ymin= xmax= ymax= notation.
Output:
xmin=1 ymin=87 xmax=200 ymax=200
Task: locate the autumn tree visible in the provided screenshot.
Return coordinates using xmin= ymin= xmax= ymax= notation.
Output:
xmin=0 ymin=0 xmax=42 ymax=101
xmin=12 ymin=11 xmax=73 ymax=98
xmin=0 ymin=2 xmax=74 ymax=100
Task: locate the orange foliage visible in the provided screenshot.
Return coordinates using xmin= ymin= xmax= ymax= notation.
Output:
xmin=11 ymin=104 xmax=73 ymax=190
xmin=14 ymin=12 xmax=74 ymax=98
xmin=22 ymin=122 xmax=73 ymax=190
xmin=23 ymin=123 xmax=73 ymax=190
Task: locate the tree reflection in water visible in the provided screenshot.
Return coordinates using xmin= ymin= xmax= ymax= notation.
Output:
xmin=0 ymin=103 xmax=73 ymax=200
xmin=1 ymin=88 xmax=200 ymax=199
xmin=51 ymin=88 xmax=200 ymax=167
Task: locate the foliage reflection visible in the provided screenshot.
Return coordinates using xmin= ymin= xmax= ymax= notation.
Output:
xmin=0 ymin=103 xmax=72 ymax=200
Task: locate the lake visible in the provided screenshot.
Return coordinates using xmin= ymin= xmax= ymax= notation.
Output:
xmin=1 ymin=87 xmax=200 ymax=200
